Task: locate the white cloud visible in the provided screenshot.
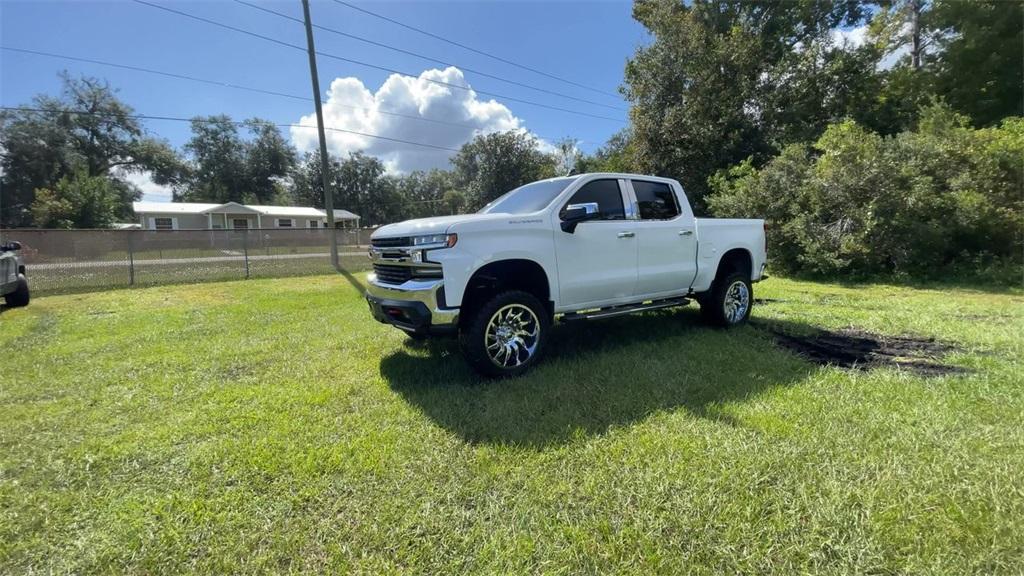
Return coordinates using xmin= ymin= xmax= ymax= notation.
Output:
xmin=290 ymin=67 xmax=526 ymax=173
xmin=831 ymin=24 xmax=909 ymax=70
xmin=831 ymin=25 xmax=868 ymax=49
xmin=879 ymin=45 xmax=910 ymax=70
xmin=118 ymin=169 xmax=173 ymax=202
xmin=878 ymin=22 xmax=915 ymax=71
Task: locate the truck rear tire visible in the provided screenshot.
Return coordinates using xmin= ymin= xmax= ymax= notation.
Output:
xmin=4 ymin=274 xmax=30 ymax=308
xmin=699 ymin=271 xmax=751 ymax=327
xmin=459 ymin=290 xmax=549 ymax=378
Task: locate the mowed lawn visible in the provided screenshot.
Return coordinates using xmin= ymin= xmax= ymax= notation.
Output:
xmin=1 ymin=273 xmax=1022 ymax=574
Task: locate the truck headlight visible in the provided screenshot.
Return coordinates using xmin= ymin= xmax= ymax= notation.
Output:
xmin=411 ymin=233 xmax=457 ymax=248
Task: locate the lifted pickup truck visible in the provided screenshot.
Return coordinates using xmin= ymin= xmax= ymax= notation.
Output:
xmin=366 ymin=173 xmax=766 ymax=376
xmin=1 ymin=241 xmax=30 ymax=308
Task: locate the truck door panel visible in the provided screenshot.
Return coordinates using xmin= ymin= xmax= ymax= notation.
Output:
xmin=630 ymin=179 xmax=698 ymax=296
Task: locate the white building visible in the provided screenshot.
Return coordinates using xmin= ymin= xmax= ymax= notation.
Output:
xmin=132 ymin=201 xmax=360 ymax=230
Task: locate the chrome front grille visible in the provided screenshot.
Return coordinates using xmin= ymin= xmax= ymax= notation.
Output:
xmin=371 ymin=264 xmax=443 ymax=285
xmin=372 ymin=264 xmax=414 ymax=285
xmin=369 ymin=237 xmax=443 ymax=285
xmin=371 ymin=236 xmax=411 ymax=248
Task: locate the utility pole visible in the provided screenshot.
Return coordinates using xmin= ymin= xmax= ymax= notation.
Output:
xmin=301 ymin=0 xmax=339 ymax=270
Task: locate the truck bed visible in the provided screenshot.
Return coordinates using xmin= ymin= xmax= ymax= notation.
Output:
xmin=691 ymin=218 xmax=767 ymax=292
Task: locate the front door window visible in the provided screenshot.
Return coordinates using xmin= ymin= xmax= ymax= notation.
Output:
xmin=554 ymin=179 xmax=637 ymax=307
xmin=559 ymin=179 xmax=626 ymax=220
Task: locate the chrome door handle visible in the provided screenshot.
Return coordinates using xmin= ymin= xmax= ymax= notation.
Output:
xmin=679 ymin=229 xmax=694 ymax=236
xmin=617 ymin=231 xmax=635 ymax=238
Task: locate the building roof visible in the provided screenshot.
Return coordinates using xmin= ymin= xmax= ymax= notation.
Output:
xmin=133 ymin=202 xmax=220 ymax=214
xmin=329 ymin=209 xmax=360 ymax=220
xmin=133 ymin=201 xmax=359 ymax=220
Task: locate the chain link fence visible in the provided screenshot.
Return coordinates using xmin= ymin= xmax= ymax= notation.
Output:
xmin=1 ymin=228 xmax=374 ymax=294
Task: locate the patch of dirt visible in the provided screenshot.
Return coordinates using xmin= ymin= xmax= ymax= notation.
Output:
xmin=754 ymin=298 xmax=786 ymax=305
xmin=762 ymin=326 xmax=970 ymax=376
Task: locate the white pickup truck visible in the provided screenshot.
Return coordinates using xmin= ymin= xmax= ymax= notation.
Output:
xmin=365 ymin=173 xmax=766 ymax=376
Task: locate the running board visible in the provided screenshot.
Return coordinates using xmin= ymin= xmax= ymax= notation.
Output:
xmin=561 ymin=297 xmax=690 ymax=322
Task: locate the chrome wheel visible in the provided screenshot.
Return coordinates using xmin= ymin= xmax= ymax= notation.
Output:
xmin=484 ymin=303 xmax=541 ymax=369
xmin=723 ymin=280 xmax=750 ymax=324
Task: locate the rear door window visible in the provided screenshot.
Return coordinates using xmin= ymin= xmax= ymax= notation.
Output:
xmin=560 ymin=179 xmax=626 ymax=220
xmin=632 ymin=180 xmax=680 ymax=220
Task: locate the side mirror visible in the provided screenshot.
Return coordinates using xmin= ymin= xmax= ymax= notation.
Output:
xmin=0 ymin=241 xmax=21 ymax=252
xmin=560 ymin=202 xmax=600 ymax=233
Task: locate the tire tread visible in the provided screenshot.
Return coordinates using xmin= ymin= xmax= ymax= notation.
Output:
xmin=4 ymin=274 xmax=30 ymax=308
xmin=699 ymin=271 xmax=752 ymax=327
xmin=459 ymin=290 xmax=549 ymax=377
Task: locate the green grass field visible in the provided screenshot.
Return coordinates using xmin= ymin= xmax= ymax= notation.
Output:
xmin=1 ymin=274 xmax=1022 ymax=574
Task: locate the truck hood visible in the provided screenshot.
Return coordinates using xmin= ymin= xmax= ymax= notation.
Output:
xmin=371 ymin=213 xmax=511 ymax=238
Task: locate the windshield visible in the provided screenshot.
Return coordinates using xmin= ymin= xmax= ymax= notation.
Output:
xmin=478 ymin=178 xmax=576 ymax=215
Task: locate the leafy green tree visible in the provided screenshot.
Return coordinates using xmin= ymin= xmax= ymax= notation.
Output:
xmin=451 ymin=131 xmax=556 ymax=208
xmin=290 ymin=149 xmax=337 ymax=210
xmin=291 ymin=150 xmax=401 ymax=225
xmin=708 ymin=104 xmax=1023 ymax=281
xmin=870 ymin=0 xmax=932 ymax=69
xmin=928 ymin=0 xmax=1024 ymax=126
xmin=576 ymin=129 xmax=639 ymax=174
xmin=180 ymin=116 xmax=247 ymax=203
xmin=244 ymin=119 xmax=297 ymax=204
xmin=442 ymin=189 xmax=468 ymax=215
xmin=551 ymin=137 xmax=580 ymax=176
xmin=179 ymin=116 xmax=296 ymax=205
xmin=760 ymin=39 xmax=887 ymax=142
xmin=0 ymin=73 xmax=183 ymax=227
xmin=870 ymin=0 xmax=1023 ymax=128
xmin=866 ymin=66 xmax=936 ymax=135
xmin=394 ymin=169 xmax=453 ymax=218
xmin=335 ymin=152 xmax=404 ymax=225
xmin=624 ymin=0 xmax=873 ymax=210
xmin=30 ymin=169 xmax=127 ymax=229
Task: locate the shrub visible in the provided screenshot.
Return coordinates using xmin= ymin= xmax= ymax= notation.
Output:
xmin=30 ymin=169 xmax=121 ymax=229
xmin=708 ymin=104 xmax=1023 ymax=282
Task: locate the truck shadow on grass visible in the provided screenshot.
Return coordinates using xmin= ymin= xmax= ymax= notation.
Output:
xmin=380 ymin=308 xmax=823 ymax=448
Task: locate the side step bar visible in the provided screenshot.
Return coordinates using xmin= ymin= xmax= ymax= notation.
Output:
xmin=561 ymin=297 xmax=690 ymax=322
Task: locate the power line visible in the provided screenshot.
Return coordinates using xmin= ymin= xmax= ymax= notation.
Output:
xmin=1 ymin=46 xmax=484 ymax=132
xmin=330 ymin=0 xmax=620 ymax=99
xmin=130 ymin=0 xmax=626 ymax=124
xmin=2 ymin=47 xmax=311 ymax=103
xmin=2 ymin=46 xmax=574 ymax=143
xmin=233 ymin=0 xmax=625 ymax=112
xmin=0 ymin=106 xmax=463 ymax=152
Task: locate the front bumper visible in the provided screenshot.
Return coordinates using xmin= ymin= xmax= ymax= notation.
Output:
xmin=364 ymin=275 xmax=459 ymax=335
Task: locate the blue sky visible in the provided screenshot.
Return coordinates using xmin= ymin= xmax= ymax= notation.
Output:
xmin=1 ymin=0 xmax=648 ymax=198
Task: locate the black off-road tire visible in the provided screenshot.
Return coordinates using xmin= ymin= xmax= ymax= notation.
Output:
xmin=699 ymin=271 xmax=752 ymax=327
xmin=4 ymin=274 xmax=30 ymax=308
xmin=459 ymin=290 xmax=550 ymax=378
xmin=405 ymin=331 xmax=430 ymax=341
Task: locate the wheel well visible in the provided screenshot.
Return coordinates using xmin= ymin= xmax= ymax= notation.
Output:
xmin=715 ymin=249 xmax=752 ymax=281
xmin=460 ymin=259 xmax=552 ymax=324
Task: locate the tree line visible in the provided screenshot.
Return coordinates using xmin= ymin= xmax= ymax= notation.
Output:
xmin=621 ymin=0 xmax=1022 ymax=282
xmin=0 ymin=73 xmax=567 ymax=229
xmin=1 ymin=0 xmax=1020 ymax=281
